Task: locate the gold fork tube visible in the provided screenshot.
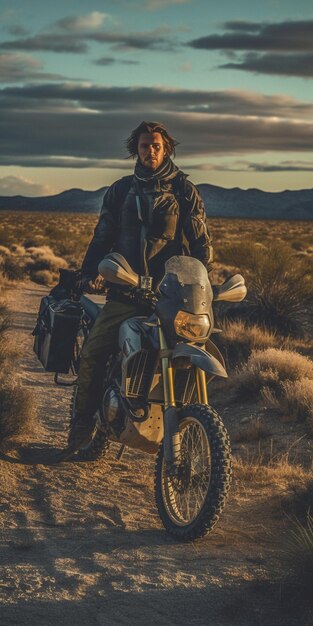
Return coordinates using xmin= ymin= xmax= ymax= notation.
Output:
xmin=196 ymin=368 xmax=208 ymax=405
xmin=159 ymin=325 xmax=176 ymax=409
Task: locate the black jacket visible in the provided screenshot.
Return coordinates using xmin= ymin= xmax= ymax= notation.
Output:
xmin=82 ymin=170 xmax=213 ymax=287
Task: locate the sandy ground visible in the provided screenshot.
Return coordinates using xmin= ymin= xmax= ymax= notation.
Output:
xmin=0 ymin=282 xmax=307 ymax=625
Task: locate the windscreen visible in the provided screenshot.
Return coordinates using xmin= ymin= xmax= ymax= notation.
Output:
xmin=158 ymin=256 xmax=213 ymax=315
xmin=164 ymin=256 xmax=209 ymax=285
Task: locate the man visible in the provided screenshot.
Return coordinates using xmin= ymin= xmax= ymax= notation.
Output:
xmin=68 ymin=121 xmax=213 ymax=452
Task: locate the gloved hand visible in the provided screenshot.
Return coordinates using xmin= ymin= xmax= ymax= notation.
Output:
xmin=130 ymin=288 xmax=158 ymax=311
xmin=82 ymin=275 xmax=106 ymax=294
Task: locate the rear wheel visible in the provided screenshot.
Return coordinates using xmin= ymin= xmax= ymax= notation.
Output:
xmin=155 ymin=403 xmax=231 ymax=541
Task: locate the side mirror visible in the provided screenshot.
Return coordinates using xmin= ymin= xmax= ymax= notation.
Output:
xmin=214 ymin=274 xmax=247 ymax=302
xmin=98 ymin=254 xmax=139 ymax=288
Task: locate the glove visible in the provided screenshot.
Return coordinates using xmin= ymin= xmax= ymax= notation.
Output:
xmin=130 ymin=288 xmax=158 ymax=312
xmin=82 ymin=275 xmax=106 ymax=294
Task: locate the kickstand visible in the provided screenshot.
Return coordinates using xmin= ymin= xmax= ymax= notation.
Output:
xmin=116 ymin=444 xmax=125 ymax=461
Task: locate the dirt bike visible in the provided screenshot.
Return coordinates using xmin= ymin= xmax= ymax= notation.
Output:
xmin=71 ymin=254 xmax=246 ymax=541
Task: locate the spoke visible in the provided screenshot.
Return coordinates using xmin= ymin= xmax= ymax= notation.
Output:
xmin=161 ymin=417 xmax=212 ymax=525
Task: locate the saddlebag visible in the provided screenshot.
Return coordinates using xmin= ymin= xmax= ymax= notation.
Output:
xmin=33 ymin=296 xmax=82 ymax=374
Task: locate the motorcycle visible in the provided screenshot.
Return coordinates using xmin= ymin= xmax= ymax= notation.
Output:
xmin=71 ymin=254 xmax=246 ymax=541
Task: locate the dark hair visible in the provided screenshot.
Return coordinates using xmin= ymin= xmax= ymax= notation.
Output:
xmin=126 ymin=121 xmax=178 ymax=158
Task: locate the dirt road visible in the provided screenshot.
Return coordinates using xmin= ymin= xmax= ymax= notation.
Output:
xmin=0 ymin=282 xmax=300 ymax=625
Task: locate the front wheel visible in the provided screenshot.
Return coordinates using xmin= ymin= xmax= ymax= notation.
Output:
xmin=155 ymin=404 xmax=232 ymax=541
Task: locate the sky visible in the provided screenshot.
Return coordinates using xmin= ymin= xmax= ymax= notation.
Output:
xmin=0 ymin=0 xmax=312 ymax=196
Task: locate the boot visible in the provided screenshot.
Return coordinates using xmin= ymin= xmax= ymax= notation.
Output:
xmin=67 ymin=413 xmax=96 ymax=453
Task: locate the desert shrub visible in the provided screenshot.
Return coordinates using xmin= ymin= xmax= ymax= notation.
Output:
xmin=0 ymin=229 xmax=12 ymax=247
xmin=10 ymin=243 xmax=26 ymax=255
xmin=217 ymin=320 xmax=277 ymax=368
xmin=0 ymin=298 xmax=37 ymax=443
xmin=217 ymin=241 xmax=313 ymax=337
xmin=0 ymin=302 xmax=11 ymax=336
xmin=232 ymin=348 xmax=313 ymax=425
xmin=231 ymin=418 xmax=270 ymax=443
xmin=279 ymin=514 xmax=313 ymax=615
xmin=263 ymin=378 xmax=313 ymax=429
xmin=0 ymin=371 xmax=36 ymax=442
xmin=0 ymin=243 xmax=67 ymax=283
xmin=282 ymin=478 xmax=313 ymax=520
xmin=0 ymin=245 xmax=10 ymax=257
xmin=0 ymin=303 xmax=15 ymax=371
xmin=31 ymin=269 xmax=54 ymax=285
xmin=26 ymin=245 xmax=68 ymax=272
xmin=2 ymin=254 xmax=27 ymax=281
xmin=233 ymin=455 xmax=309 ymax=484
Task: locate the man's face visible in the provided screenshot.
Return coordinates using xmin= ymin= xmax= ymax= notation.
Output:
xmin=137 ymin=132 xmax=166 ymax=170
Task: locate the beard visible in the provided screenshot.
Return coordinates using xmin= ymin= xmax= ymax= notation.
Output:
xmin=143 ymin=156 xmax=160 ymax=169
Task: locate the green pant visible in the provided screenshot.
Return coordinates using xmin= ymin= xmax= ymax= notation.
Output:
xmin=75 ymin=300 xmax=137 ymax=418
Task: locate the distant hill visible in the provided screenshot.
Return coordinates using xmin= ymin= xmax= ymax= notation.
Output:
xmin=0 ymin=187 xmax=106 ymax=213
xmin=0 ymin=184 xmax=312 ymax=220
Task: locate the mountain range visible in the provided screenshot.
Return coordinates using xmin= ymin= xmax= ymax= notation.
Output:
xmin=0 ymin=184 xmax=312 ymax=220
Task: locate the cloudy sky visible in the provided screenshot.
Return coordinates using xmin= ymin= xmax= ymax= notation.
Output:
xmin=0 ymin=0 xmax=312 ymax=196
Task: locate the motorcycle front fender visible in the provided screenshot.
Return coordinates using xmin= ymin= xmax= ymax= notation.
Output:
xmin=172 ymin=342 xmax=228 ymax=379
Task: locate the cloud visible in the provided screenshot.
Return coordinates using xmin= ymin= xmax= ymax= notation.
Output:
xmin=0 ymin=53 xmax=69 ymax=83
xmin=8 ymin=25 xmax=30 ymax=37
xmin=56 ymin=12 xmax=108 ymax=32
xmin=0 ymin=156 xmax=133 ymax=169
xmin=0 ymin=175 xmax=54 ymax=196
xmin=0 ymin=83 xmax=312 ymax=167
xmin=88 ymin=26 xmax=177 ymax=51
xmin=185 ymin=159 xmax=313 ymax=172
xmin=2 ymin=83 xmax=312 ymax=119
xmin=244 ymin=160 xmax=313 ymax=172
xmin=94 ymin=56 xmax=139 ymax=66
xmin=222 ymin=21 xmax=261 ymax=33
xmin=1 ymin=109 xmax=312 ymax=165
xmin=0 ymin=23 xmax=178 ymax=54
xmin=0 ymin=34 xmax=88 ymax=54
xmin=179 ymin=62 xmax=192 ymax=72
xmin=188 ymin=20 xmax=313 ymax=79
xmin=220 ymin=52 xmax=313 ymax=78
xmin=188 ymin=20 xmax=313 ymax=52
xmin=143 ymin=0 xmax=190 ymax=9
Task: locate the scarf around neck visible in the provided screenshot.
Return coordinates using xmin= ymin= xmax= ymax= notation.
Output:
xmin=134 ymin=157 xmax=179 ymax=184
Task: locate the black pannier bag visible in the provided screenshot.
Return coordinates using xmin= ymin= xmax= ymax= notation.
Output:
xmin=33 ymin=295 xmax=82 ymax=374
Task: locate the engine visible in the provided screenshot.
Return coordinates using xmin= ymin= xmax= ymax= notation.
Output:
xmin=101 ymin=386 xmax=125 ymax=436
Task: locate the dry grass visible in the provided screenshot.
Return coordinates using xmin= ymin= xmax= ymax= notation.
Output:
xmin=231 ymin=349 xmax=313 ymax=422
xmin=217 ymin=241 xmax=313 ymax=338
xmin=0 ymin=302 xmax=19 ymax=367
xmin=0 ymin=211 xmax=95 ymax=268
xmin=0 ymin=242 xmax=67 ymax=284
xmin=232 ymin=418 xmax=270 ymax=443
xmin=263 ymin=378 xmax=313 ymax=431
xmin=234 ymin=454 xmax=311 ymax=486
xmin=284 ymin=513 xmax=313 ymax=573
xmin=0 ymin=371 xmax=36 ymax=442
xmin=0 ymin=209 xmax=311 ymax=269
xmin=278 ymin=514 xmax=313 ymax=617
xmin=282 ymin=478 xmax=313 ymax=521
xmin=216 ymin=319 xmax=313 ymax=370
xmin=31 ymin=269 xmax=55 ymax=285
xmin=217 ymin=320 xmax=277 ymax=368
xmin=0 ymin=298 xmax=37 ymax=444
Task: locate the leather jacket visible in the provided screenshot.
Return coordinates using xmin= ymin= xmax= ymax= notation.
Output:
xmin=82 ymin=170 xmax=213 ymax=288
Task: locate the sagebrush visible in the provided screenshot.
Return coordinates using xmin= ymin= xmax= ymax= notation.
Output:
xmin=217 ymin=241 xmax=313 ymax=337
xmin=231 ymin=348 xmax=313 ymax=425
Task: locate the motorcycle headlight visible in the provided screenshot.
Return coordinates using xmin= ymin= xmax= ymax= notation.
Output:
xmin=174 ymin=311 xmax=211 ymax=341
